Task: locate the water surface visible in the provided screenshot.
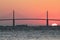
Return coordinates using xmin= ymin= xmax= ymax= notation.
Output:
xmin=0 ymin=30 xmax=60 ymax=40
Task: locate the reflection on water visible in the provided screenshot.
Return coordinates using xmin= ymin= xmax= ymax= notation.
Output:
xmin=0 ymin=30 xmax=60 ymax=40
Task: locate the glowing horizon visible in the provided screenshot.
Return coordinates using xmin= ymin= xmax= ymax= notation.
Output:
xmin=0 ymin=0 xmax=60 ymax=26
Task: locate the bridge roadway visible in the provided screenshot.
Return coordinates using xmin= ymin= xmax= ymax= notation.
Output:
xmin=0 ymin=18 xmax=60 ymax=21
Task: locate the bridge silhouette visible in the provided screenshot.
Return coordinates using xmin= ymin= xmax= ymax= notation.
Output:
xmin=0 ymin=10 xmax=60 ymax=27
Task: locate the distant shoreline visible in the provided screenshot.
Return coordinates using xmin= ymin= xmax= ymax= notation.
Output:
xmin=0 ymin=25 xmax=60 ymax=31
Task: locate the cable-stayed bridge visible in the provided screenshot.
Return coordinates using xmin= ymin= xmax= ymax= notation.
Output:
xmin=0 ymin=10 xmax=60 ymax=27
xmin=0 ymin=19 xmax=60 ymax=21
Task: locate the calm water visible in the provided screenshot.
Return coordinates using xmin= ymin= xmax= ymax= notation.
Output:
xmin=0 ymin=30 xmax=60 ymax=40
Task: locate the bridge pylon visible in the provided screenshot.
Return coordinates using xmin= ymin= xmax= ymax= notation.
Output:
xmin=13 ymin=10 xmax=15 ymax=27
xmin=46 ymin=10 xmax=49 ymax=27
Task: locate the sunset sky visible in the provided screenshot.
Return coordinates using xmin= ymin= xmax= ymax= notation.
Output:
xmin=0 ymin=0 xmax=60 ymax=26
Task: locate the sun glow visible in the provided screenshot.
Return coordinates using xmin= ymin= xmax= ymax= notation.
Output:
xmin=51 ymin=23 xmax=58 ymax=26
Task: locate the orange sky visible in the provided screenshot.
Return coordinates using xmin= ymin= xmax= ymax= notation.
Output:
xmin=0 ymin=0 xmax=60 ymax=26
